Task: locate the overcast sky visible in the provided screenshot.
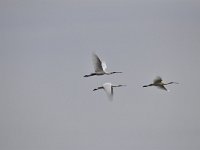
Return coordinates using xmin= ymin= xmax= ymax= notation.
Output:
xmin=0 ymin=0 xmax=200 ymax=150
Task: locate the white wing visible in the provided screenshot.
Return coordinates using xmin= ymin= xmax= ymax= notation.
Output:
xmin=157 ymin=85 xmax=168 ymax=91
xmin=103 ymin=83 xmax=113 ymax=100
xmin=101 ymin=61 xmax=107 ymax=71
xmin=153 ymin=76 xmax=162 ymax=84
xmin=92 ymin=53 xmax=104 ymax=73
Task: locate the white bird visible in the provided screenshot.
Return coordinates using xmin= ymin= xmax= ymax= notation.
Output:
xmin=93 ymin=83 xmax=126 ymax=99
xmin=84 ymin=53 xmax=122 ymax=77
xmin=143 ymin=76 xmax=179 ymax=91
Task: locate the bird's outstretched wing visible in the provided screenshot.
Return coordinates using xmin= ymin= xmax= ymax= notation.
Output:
xmin=92 ymin=53 xmax=104 ymax=73
xmin=103 ymin=83 xmax=113 ymax=100
xmin=157 ymin=85 xmax=168 ymax=91
xmin=153 ymin=76 xmax=162 ymax=84
xmin=101 ymin=61 xmax=107 ymax=71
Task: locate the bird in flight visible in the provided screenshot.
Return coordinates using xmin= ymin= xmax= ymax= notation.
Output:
xmin=143 ymin=76 xmax=179 ymax=91
xmin=84 ymin=53 xmax=122 ymax=77
xmin=93 ymin=83 xmax=126 ymax=100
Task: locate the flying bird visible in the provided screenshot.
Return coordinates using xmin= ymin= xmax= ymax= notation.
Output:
xmin=84 ymin=53 xmax=122 ymax=77
xmin=143 ymin=76 xmax=179 ymax=91
xmin=93 ymin=83 xmax=126 ymax=99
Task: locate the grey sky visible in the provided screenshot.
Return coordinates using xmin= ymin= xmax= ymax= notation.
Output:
xmin=0 ymin=0 xmax=200 ymax=150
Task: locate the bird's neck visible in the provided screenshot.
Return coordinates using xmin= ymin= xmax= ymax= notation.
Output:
xmin=163 ymin=82 xmax=177 ymax=85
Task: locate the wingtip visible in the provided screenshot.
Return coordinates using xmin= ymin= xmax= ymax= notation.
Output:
xmin=92 ymin=52 xmax=98 ymax=57
xmin=108 ymin=95 xmax=114 ymax=101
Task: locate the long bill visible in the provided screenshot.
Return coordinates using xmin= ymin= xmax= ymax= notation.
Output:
xmin=142 ymin=84 xmax=153 ymax=87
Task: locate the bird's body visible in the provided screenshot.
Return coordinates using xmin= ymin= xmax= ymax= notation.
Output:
xmin=143 ymin=76 xmax=179 ymax=91
xmin=84 ymin=53 xmax=122 ymax=77
xmin=93 ymin=83 xmax=126 ymax=100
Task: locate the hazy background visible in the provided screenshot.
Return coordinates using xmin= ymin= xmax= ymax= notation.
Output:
xmin=0 ymin=0 xmax=200 ymax=150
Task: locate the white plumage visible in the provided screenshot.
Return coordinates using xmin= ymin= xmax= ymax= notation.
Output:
xmin=93 ymin=83 xmax=126 ymax=100
xmin=143 ymin=76 xmax=179 ymax=91
xmin=84 ymin=53 xmax=122 ymax=77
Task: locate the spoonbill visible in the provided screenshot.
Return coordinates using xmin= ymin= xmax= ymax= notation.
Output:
xmin=93 ymin=83 xmax=126 ymax=99
xmin=84 ymin=53 xmax=122 ymax=77
xmin=143 ymin=76 xmax=179 ymax=91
